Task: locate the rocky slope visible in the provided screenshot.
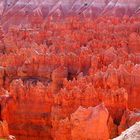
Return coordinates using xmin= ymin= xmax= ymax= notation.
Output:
xmin=113 ymin=121 xmax=140 ymax=140
xmin=0 ymin=0 xmax=140 ymax=29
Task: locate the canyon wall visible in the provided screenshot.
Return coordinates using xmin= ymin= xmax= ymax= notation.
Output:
xmin=0 ymin=15 xmax=139 ymax=139
xmin=0 ymin=0 xmax=140 ymax=139
xmin=0 ymin=0 xmax=140 ymax=29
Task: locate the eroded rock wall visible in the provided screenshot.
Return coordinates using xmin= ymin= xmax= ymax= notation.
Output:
xmin=0 ymin=16 xmax=140 ymax=139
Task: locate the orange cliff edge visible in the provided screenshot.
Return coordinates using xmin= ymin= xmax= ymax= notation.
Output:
xmin=0 ymin=0 xmax=140 ymax=140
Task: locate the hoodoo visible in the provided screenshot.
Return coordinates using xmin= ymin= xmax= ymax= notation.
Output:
xmin=0 ymin=0 xmax=139 ymax=140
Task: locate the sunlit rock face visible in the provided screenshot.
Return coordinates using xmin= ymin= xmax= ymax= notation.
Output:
xmin=0 ymin=0 xmax=140 ymax=140
xmin=52 ymin=104 xmax=117 ymax=140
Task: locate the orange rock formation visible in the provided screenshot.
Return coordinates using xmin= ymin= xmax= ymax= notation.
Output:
xmin=0 ymin=15 xmax=139 ymax=140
